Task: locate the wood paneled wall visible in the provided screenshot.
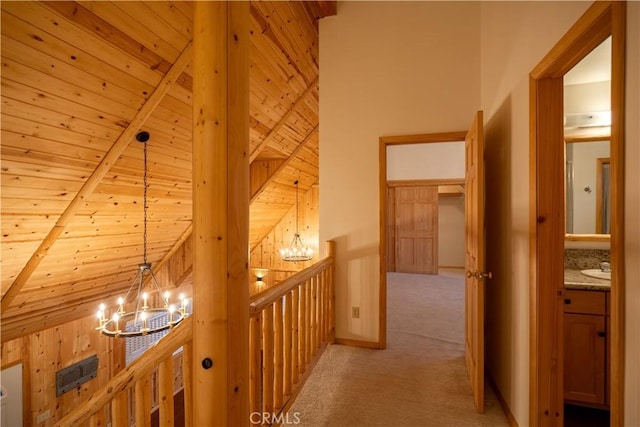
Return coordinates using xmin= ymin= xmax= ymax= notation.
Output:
xmin=2 ymin=315 xmax=124 ymax=426
xmin=250 ymin=185 xmax=319 ymax=272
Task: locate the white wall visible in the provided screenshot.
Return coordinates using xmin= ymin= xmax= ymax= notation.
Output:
xmin=320 ymin=1 xmax=639 ymax=425
xmin=480 ymin=2 xmax=593 ymax=423
xmin=386 ymin=142 xmax=465 ymax=181
xmin=320 ymin=1 xmax=480 ymax=342
xmin=480 ymin=1 xmax=640 ymax=425
xmin=438 ymin=196 xmax=465 ymax=268
xmin=0 ymin=364 xmax=23 ymax=427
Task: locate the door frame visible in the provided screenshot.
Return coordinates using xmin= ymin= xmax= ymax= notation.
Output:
xmin=529 ymin=2 xmax=625 ymax=425
xmin=378 ymin=131 xmax=467 ymax=349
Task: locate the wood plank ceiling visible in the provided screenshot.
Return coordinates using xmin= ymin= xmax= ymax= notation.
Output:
xmin=1 ymin=1 xmax=331 ymax=342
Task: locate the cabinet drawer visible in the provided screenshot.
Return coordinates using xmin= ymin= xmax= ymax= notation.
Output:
xmin=564 ymin=290 xmax=606 ymax=315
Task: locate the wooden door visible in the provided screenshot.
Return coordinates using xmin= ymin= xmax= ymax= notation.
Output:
xmin=464 ymin=111 xmax=486 ymax=413
xmin=394 ymin=186 xmax=438 ymax=274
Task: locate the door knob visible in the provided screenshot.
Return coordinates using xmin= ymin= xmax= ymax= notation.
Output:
xmin=466 ymin=271 xmax=493 ymax=279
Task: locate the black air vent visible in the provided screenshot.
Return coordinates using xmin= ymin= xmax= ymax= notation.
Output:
xmin=56 ymin=355 xmax=99 ymax=396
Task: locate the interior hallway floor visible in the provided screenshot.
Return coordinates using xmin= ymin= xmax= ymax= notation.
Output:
xmin=289 ymin=270 xmax=509 ymax=426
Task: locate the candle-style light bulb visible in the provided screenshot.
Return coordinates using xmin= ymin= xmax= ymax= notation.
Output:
xmin=117 ymin=297 xmax=124 ymax=314
xmin=96 ymin=310 xmax=104 ymax=328
xmin=140 ymin=311 xmax=147 ymax=331
xmin=164 ymin=291 xmax=170 ymax=307
xmin=179 ymin=293 xmax=186 ymax=314
xmin=112 ymin=312 xmax=120 ymax=333
xmin=169 ymin=305 xmax=176 ymax=324
xmin=142 ymin=292 xmax=148 ymax=309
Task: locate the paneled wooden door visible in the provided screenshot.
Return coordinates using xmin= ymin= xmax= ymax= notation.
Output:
xmin=394 ymin=186 xmax=438 ymax=274
xmin=465 ymin=110 xmax=487 ymax=413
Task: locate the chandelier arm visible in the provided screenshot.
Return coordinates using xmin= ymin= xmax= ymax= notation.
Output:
xmin=133 ymin=268 xmax=147 ymax=325
xmin=147 ymin=268 xmax=169 ymax=307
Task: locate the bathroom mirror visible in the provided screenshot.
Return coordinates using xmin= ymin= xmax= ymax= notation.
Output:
xmin=563 ymin=36 xmax=611 ymax=242
xmin=565 ymin=138 xmax=610 ymax=238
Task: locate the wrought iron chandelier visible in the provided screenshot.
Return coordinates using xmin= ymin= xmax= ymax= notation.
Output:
xmin=96 ymin=131 xmax=185 ymax=337
xmin=279 ymin=180 xmax=313 ymax=262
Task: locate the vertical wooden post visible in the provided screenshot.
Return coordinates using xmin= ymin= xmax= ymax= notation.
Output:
xmin=110 ymin=392 xmax=128 ymax=427
xmin=283 ymin=292 xmax=293 ymax=396
xmin=134 ymin=375 xmax=152 ymax=427
xmin=249 ymin=316 xmax=262 ymax=415
xmin=274 ymin=298 xmax=284 ymax=410
xmin=193 ymin=2 xmax=250 ymax=426
xmin=326 ymin=241 xmax=336 ymax=344
xmin=182 ymin=342 xmax=193 ymax=427
xmin=262 ymin=307 xmax=274 ymax=417
xmin=159 ymin=356 xmax=175 ymax=426
xmin=292 ymin=288 xmax=300 ymax=384
xmin=299 ymin=285 xmax=307 ymax=375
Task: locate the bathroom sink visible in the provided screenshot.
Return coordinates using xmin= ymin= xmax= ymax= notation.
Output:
xmin=581 ymin=269 xmax=611 ymax=280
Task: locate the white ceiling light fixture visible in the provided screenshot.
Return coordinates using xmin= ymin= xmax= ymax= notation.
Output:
xmin=280 ymin=180 xmax=314 ymax=263
xmin=96 ymin=131 xmax=186 ymax=337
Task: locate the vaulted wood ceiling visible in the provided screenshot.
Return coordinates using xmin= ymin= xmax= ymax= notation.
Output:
xmin=1 ymin=1 xmax=334 ymax=342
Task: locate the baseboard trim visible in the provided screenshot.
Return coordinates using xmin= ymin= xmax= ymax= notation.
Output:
xmin=334 ymin=338 xmax=382 ymax=349
xmin=487 ymin=373 xmax=519 ymax=427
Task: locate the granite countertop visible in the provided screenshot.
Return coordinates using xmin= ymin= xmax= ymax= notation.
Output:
xmin=564 ymin=269 xmax=611 ymax=291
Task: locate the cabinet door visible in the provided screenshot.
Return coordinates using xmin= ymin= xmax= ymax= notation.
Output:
xmin=564 ymin=313 xmax=606 ymax=404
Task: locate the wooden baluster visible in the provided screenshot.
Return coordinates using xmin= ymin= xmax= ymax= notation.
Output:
xmin=316 ymin=274 xmax=322 ymax=348
xmin=319 ymin=273 xmax=326 ymax=344
xmin=262 ymin=306 xmax=274 ymax=418
xmin=292 ymin=287 xmax=300 ymax=384
xmin=328 ymin=241 xmax=336 ymax=344
xmin=305 ymin=279 xmax=312 ymax=365
xmin=310 ymin=277 xmax=317 ymax=355
xmin=159 ymin=355 xmax=175 ymax=426
xmin=284 ymin=291 xmax=293 ymax=397
xmin=299 ymin=284 xmax=307 ymax=375
xmin=134 ymin=374 xmax=152 ymax=427
xmin=182 ymin=341 xmax=193 ymax=427
xmin=274 ymin=297 xmax=284 ymax=411
xmin=88 ymin=414 xmax=98 ymax=427
xmin=110 ymin=391 xmax=128 ymax=427
xmin=250 ymin=316 xmax=262 ymax=416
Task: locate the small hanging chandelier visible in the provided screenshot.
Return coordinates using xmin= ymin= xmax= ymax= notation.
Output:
xmin=280 ymin=180 xmax=314 ymax=262
xmin=96 ymin=131 xmax=186 ymax=337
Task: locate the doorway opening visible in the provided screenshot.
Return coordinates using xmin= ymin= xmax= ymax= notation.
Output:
xmin=378 ymin=131 xmax=467 ymax=349
xmin=529 ymin=2 xmax=625 ymax=425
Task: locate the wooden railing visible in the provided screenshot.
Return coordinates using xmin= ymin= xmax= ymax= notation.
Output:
xmin=55 ymin=241 xmax=335 ymax=426
xmin=249 ymin=241 xmax=335 ymax=423
xmin=55 ymin=317 xmax=193 ymax=427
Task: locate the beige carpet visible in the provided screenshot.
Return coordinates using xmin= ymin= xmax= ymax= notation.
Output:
xmin=288 ymin=271 xmax=509 ymax=426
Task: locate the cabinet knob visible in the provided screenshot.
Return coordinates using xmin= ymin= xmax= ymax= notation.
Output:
xmin=597 ymin=331 xmax=606 ymax=338
xmin=564 ymin=298 xmax=571 ymax=304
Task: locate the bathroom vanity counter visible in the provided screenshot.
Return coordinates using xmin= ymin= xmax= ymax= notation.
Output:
xmin=564 ymin=269 xmax=611 ymax=290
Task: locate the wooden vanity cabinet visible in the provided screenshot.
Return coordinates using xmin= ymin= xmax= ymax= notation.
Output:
xmin=563 ymin=289 xmax=609 ymax=407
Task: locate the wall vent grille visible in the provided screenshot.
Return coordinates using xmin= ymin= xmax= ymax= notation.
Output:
xmin=55 ymin=355 xmax=98 ymax=396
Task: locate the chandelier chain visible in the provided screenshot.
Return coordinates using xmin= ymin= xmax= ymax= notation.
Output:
xmin=143 ymin=140 xmax=148 ymax=265
xmin=295 ymin=180 xmax=299 ymax=234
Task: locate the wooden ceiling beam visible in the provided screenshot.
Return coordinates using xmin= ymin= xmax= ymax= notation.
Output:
xmin=317 ymin=1 xmax=338 ymax=18
xmin=1 ymin=41 xmax=193 ymax=314
xmin=250 ymin=125 xmax=319 ymax=204
xmin=249 ymin=77 xmax=319 ymax=163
